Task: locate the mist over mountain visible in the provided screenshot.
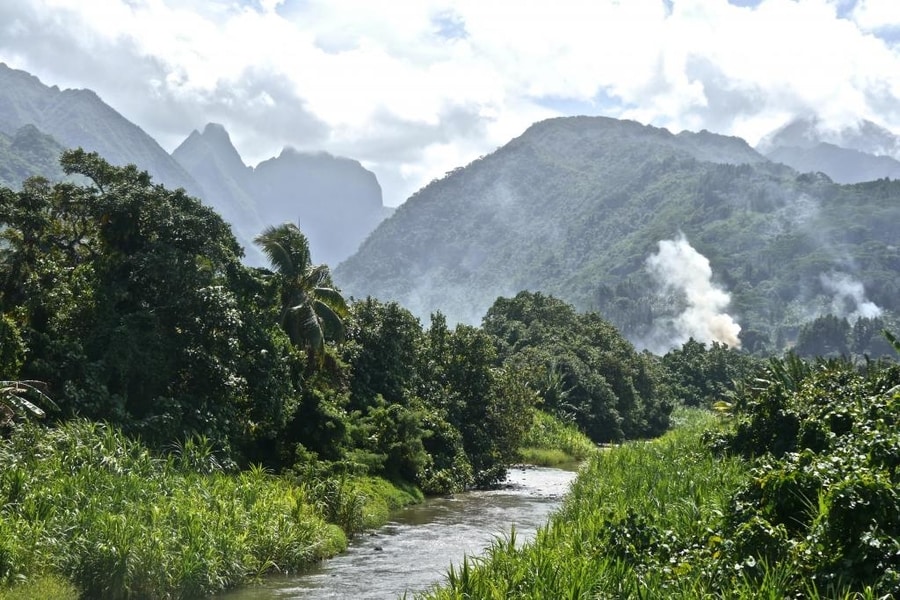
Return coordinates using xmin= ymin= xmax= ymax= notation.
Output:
xmin=758 ymin=117 xmax=900 ymax=158
xmin=0 ymin=62 xmax=202 ymax=196
xmin=173 ymin=123 xmax=392 ymax=267
xmin=759 ymin=117 xmax=900 ymax=183
xmin=2 ymin=62 xmax=897 ymax=353
xmin=0 ymin=64 xmax=393 ymax=267
xmin=765 ymin=143 xmax=900 ymax=184
xmin=334 ymin=116 xmax=899 ymax=353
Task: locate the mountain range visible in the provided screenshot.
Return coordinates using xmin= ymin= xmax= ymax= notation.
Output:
xmin=334 ymin=116 xmax=899 ymax=353
xmin=0 ymin=63 xmax=390 ymax=267
xmin=2 ymin=62 xmax=899 ymax=354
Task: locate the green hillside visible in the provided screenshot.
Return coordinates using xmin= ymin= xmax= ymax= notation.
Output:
xmin=334 ymin=116 xmax=899 ymax=353
xmin=0 ymin=125 xmax=65 ymax=188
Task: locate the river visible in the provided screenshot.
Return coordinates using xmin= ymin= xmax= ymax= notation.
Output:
xmin=217 ymin=465 xmax=577 ymax=600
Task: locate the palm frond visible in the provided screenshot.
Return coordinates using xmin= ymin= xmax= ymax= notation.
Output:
xmin=254 ymin=222 xmax=311 ymax=277
xmin=0 ymin=380 xmax=55 ymax=424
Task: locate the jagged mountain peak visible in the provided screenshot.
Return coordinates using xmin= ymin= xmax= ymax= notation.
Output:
xmin=172 ymin=123 xmax=388 ymax=267
xmin=0 ymin=62 xmax=46 ymax=88
xmin=173 ymin=122 xmax=247 ymax=174
xmin=0 ymin=63 xmax=203 ymax=197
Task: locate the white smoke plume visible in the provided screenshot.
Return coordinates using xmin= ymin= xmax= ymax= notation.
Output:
xmin=646 ymin=235 xmax=742 ymax=352
xmin=820 ymin=272 xmax=882 ymax=323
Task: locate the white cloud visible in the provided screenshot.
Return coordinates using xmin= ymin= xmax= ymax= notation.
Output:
xmin=1 ymin=0 xmax=900 ymax=205
xmin=852 ymin=0 xmax=900 ymax=31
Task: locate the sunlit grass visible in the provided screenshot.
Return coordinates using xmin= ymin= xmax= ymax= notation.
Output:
xmin=420 ymin=409 xmax=751 ymax=599
xmin=518 ymin=410 xmax=597 ymax=466
xmin=0 ymin=421 xmax=355 ymax=598
xmin=423 ymin=406 xmax=895 ymax=598
xmin=0 ymin=575 xmax=79 ymax=600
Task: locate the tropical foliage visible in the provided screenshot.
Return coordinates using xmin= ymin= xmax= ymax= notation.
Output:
xmin=0 ymin=420 xmax=349 ymax=598
xmin=658 ymin=337 xmax=759 ymax=407
xmin=11 ymin=147 xmax=895 ymax=599
xmin=709 ymin=355 xmax=900 ymax=596
xmin=423 ymin=347 xmax=900 ymax=599
xmin=483 ymin=291 xmax=671 ymax=442
xmin=255 ymin=222 xmax=348 ymax=363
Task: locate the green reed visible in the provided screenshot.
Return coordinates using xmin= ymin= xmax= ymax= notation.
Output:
xmin=518 ymin=410 xmax=598 ymax=466
xmin=420 ymin=409 xmax=751 ymax=599
xmin=0 ymin=420 xmax=347 ymax=599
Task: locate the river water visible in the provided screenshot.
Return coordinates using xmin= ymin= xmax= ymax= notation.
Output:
xmin=218 ymin=466 xmax=577 ymax=600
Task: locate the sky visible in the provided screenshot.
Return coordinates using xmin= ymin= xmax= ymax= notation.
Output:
xmin=1 ymin=0 xmax=899 ymax=206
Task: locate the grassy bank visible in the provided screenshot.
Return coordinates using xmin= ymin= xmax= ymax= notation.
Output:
xmin=420 ymin=409 xmax=752 ymax=598
xmin=517 ymin=410 xmax=598 ymax=467
xmin=422 ymin=358 xmax=900 ymax=599
xmin=0 ymin=420 xmax=420 ymax=599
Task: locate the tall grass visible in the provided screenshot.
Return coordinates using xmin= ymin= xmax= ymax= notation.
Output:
xmin=0 ymin=420 xmax=349 ymax=599
xmin=422 ymin=407 xmax=890 ymax=598
xmin=420 ymin=409 xmax=752 ymax=599
xmin=517 ymin=410 xmax=597 ymax=466
xmin=0 ymin=575 xmax=78 ymax=600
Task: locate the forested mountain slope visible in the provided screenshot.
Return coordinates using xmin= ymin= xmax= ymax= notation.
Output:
xmin=334 ymin=116 xmax=899 ymax=353
xmin=0 ymin=63 xmax=202 ymax=196
xmin=0 ymin=124 xmax=65 ymax=188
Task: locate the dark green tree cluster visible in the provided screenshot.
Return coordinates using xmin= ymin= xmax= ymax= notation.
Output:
xmin=659 ymin=338 xmax=759 ymax=407
xmin=308 ymin=300 xmax=538 ymax=490
xmin=6 ymin=152 xmax=668 ymax=491
xmin=483 ymin=291 xmax=671 ymax=442
xmin=794 ymin=314 xmax=896 ymax=360
xmin=0 ymin=149 xmax=297 ymax=458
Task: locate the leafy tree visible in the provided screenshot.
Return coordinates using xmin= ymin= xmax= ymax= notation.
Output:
xmin=342 ymin=298 xmax=430 ymax=481
xmin=424 ymin=319 xmax=537 ymax=487
xmin=0 ymin=150 xmax=302 ymax=460
xmin=794 ymin=314 xmax=850 ymax=358
xmin=483 ymin=291 xmax=670 ymax=442
xmin=416 ymin=313 xmax=474 ymax=493
xmin=849 ymin=316 xmax=895 ymax=358
xmin=254 ymin=222 xmax=348 ymax=367
xmin=344 ymin=298 xmax=424 ymax=411
xmin=659 ymin=338 xmax=758 ymax=407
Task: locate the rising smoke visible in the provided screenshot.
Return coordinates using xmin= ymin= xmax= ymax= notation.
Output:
xmin=820 ymin=272 xmax=882 ymax=323
xmin=644 ymin=234 xmax=742 ymax=353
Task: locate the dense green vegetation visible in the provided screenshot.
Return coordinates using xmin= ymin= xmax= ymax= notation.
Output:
xmin=5 ymin=148 xmax=896 ymax=599
xmin=0 ymin=152 xmax=675 ymax=596
xmin=335 ymin=116 xmax=900 ymax=354
xmin=484 ymin=291 xmax=670 ymax=441
xmin=0 ymin=421 xmax=348 ymax=598
xmin=517 ymin=410 xmax=597 ymax=467
xmin=422 ymin=350 xmax=900 ymax=599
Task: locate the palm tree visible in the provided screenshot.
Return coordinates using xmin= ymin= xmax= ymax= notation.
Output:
xmin=254 ymin=223 xmax=349 ymax=365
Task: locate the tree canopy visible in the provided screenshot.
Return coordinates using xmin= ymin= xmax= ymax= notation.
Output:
xmin=0 ymin=151 xmax=674 ymax=489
